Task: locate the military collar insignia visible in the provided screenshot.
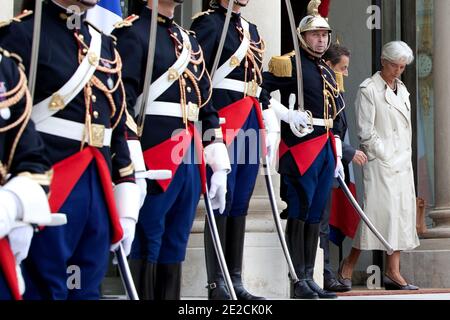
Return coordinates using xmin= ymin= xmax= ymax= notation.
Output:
xmin=191 ymin=9 xmax=214 ymax=20
xmin=114 ymin=14 xmax=139 ymax=29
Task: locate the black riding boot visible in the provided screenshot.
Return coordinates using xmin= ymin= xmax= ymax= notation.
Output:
xmin=154 ymin=263 xmax=182 ymax=300
xmin=226 ymin=216 xmax=265 ymax=300
xmin=205 ymin=215 xmax=231 ymax=300
xmin=304 ymin=223 xmax=337 ymax=299
xmin=129 ymin=259 xmax=157 ymax=300
xmin=286 ymin=218 xmax=319 ymax=299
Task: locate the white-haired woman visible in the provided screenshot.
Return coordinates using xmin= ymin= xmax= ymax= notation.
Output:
xmin=338 ymin=41 xmax=419 ymax=290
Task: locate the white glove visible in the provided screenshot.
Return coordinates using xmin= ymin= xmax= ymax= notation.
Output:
xmin=0 ymin=189 xmax=19 ymax=238
xmin=0 ymin=176 xmax=52 ymax=238
xmin=110 ymin=217 xmax=136 ymax=256
xmin=204 ymin=143 xmax=231 ymax=214
xmin=269 ymin=98 xmax=309 ymax=128
xmin=334 ymin=136 xmax=345 ymax=179
xmin=127 ymin=140 xmax=147 ymax=208
xmin=262 ymin=108 xmax=280 ymax=164
xmin=110 ymin=182 xmax=141 ymax=256
xmin=335 ymin=157 xmax=345 ymax=179
xmin=287 ymin=110 xmax=309 ymax=128
xmin=209 ymin=170 xmax=227 ymax=214
xmin=8 ymin=224 xmax=34 ymax=264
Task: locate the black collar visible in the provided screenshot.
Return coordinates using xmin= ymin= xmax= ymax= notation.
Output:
xmin=48 ymin=0 xmax=87 ymax=26
xmin=142 ymin=6 xmax=174 ymax=28
xmin=215 ymin=4 xmax=241 ymax=20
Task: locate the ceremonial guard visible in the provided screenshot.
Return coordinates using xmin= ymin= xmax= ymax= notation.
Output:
xmin=259 ymin=1 xmax=345 ymax=299
xmin=114 ymin=0 xmax=230 ymax=300
xmin=0 ymin=45 xmax=53 ymax=300
xmin=191 ymin=0 xmax=271 ymax=300
xmin=0 ymin=0 xmax=140 ymax=299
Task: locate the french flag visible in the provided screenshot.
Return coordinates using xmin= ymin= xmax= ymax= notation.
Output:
xmin=87 ymin=0 xmax=123 ymax=35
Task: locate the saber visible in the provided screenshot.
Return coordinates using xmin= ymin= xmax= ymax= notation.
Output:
xmin=210 ymin=0 xmax=234 ymax=78
xmin=115 ymin=243 xmax=139 ymax=300
xmin=285 ymin=1 xmax=314 ymax=138
xmin=202 ymin=0 xmax=238 ymax=301
xmin=28 ymin=0 xmax=43 ymax=99
xmin=261 ymin=155 xmax=300 ymax=285
xmin=203 ymin=189 xmax=237 ymax=300
xmin=136 ymin=0 xmax=159 ymax=137
xmin=285 ymin=0 xmax=304 ymax=112
xmin=336 ymin=175 xmax=394 ymax=255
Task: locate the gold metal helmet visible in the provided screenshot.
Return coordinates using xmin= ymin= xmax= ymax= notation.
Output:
xmin=298 ymin=0 xmax=332 ymax=58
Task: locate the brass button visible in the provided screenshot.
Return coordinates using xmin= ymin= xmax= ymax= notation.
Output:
xmin=91 ymin=95 xmax=97 ymax=103
xmin=187 ymin=87 xmax=192 ymax=93
xmin=93 ymin=111 xmax=99 ymax=119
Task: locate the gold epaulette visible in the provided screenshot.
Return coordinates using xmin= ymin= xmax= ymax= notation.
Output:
xmin=191 ymin=9 xmax=214 ymax=20
xmin=335 ymin=72 xmax=345 ymax=93
xmin=268 ymin=51 xmax=295 ymax=78
xmin=0 ymin=9 xmax=33 ymax=29
xmin=114 ymin=14 xmax=139 ymax=29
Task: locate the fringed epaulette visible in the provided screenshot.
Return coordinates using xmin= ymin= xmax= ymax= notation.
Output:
xmin=0 ymin=9 xmax=33 ymax=29
xmin=114 ymin=14 xmax=139 ymax=29
xmin=268 ymin=51 xmax=295 ymax=78
xmin=191 ymin=9 xmax=214 ymax=20
xmin=335 ymin=72 xmax=345 ymax=93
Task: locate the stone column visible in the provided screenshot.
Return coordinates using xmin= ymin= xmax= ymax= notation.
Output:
xmin=0 ymin=0 xmax=14 ymax=21
xmin=424 ymin=0 xmax=450 ymax=238
xmin=401 ymin=0 xmax=450 ymax=288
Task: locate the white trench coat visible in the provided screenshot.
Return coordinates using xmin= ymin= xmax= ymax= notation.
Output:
xmin=352 ymin=72 xmax=420 ymax=251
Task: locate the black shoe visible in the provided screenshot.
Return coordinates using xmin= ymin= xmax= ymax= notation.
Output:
xmin=234 ymin=285 xmax=266 ymax=300
xmin=324 ymin=278 xmax=351 ymax=292
xmin=384 ymin=274 xmax=419 ymax=290
xmin=337 ymin=260 xmax=352 ymax=290
xmin=207 ymin=283 xmax=231 ymax=300
xmin=292 ymin=280 xmax=319 ymax=299
xmin=306 ymin=279 xmax=337 ymax=299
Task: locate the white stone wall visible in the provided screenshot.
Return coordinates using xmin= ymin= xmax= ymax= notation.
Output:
xmin=0 ymin=0 xmax=14 ymax=20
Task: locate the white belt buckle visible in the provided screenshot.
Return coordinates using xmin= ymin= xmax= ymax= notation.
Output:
xmin=186 ymin=102 xmax=199 ymax=122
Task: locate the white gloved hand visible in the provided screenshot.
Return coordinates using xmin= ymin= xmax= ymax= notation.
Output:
xmin=209 ymin=170 xmax=227 ymax=214
xmin=127 ymin=140 xmax=147 ymax=208
xmin=269 ymin=98 xmax=309 ymax=128
xmin=8 ymin=224 xmax=34 ymax=264
xmin=287 ymin=110 xmax=309 ymax=128
xmin=204 ymin=143 xmax=231 ymax=214
xmin=0 ymin=189 xmax=20 ymax=238
xmin=265 ymin=132 xmax=279 ymax=165
xmin=110 ymin=182 xmax=140 ymax=256
xmin=335 ymin=157 xmax=345 ymax=179
xmin=262 ymin=108 xmax=280 ymax=164
xmin=334 ymin=136 xmax=345 ymax=179
xmin=110 ymin=217 xmax=136 ymax=256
